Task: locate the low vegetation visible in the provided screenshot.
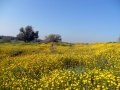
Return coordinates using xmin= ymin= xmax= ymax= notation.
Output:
xmin=0 ymin=42 xmax=120 ymax=90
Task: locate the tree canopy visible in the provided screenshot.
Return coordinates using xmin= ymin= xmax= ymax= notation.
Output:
xmin=17 ymin=26 xmax=39 ymax=42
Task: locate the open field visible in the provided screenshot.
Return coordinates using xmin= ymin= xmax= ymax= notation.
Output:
xmin=0 ymin=42 xmax=120 ymax=90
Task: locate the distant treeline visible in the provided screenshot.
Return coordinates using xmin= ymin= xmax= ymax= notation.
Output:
xmin=0 ymin=35 xmax=42 ymax=42
xmin=0 ymin=35 xmax=16 ymax=40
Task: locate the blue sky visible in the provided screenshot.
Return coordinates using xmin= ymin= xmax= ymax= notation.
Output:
xmin=0 ymin=0 xmax=120 ymax=43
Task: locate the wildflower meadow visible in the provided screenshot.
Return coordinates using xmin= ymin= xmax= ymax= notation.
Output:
xmin=0 ymin=42 xmax=120 ymax=90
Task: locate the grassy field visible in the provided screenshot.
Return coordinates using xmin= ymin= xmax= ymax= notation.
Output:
xmin=0 ymin=42 xmax=120 ymax=90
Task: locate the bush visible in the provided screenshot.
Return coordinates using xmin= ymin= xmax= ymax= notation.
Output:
xmin=2 ymin=37 xmax=11 ymax=42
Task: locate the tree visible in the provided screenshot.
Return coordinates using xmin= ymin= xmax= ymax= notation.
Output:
xmin=17 ymin=26 xmax=39 ymax=42
xmin=118 ymin=36 xmax=120 ymax=42
xmin=44 ymin=34 xmax=62 ymax=43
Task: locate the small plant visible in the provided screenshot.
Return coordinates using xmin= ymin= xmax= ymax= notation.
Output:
xmin=5 ymin=48 xmax=24 ymax=57
xmin=61 ymin=58 xmax=80 ymax=69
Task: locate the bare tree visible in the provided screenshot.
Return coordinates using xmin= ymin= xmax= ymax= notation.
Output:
xmin=44 ymin=34 xmax=62 ymax=43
